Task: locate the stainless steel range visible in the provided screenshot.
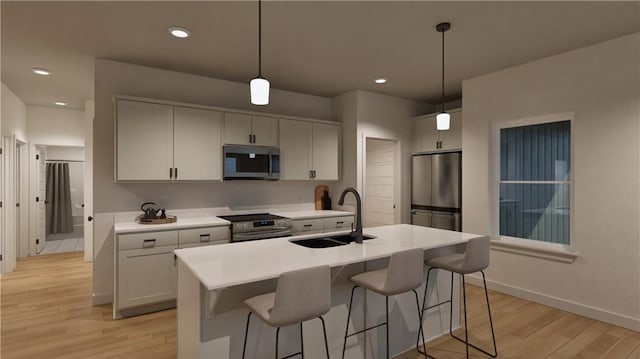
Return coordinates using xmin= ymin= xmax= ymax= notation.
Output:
xmin=217 ymin=213 xmax=293 ymax=242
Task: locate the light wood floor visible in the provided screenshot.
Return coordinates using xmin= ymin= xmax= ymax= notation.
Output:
xmin=1 ymin=252 xmax=638 ymax=358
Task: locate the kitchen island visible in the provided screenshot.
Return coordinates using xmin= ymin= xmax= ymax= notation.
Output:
xmin=174 ymin=224 xmax=485 ymax=358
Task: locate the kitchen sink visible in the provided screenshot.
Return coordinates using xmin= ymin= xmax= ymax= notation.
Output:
xmin=290 ymin=234 xmax=376 ymax=248
xmin=325 ymin=234 xmax=375 ymax=243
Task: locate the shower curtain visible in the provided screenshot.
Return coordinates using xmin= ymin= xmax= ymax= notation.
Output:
xmin=46 ymin=162 xmax=73 ymax=234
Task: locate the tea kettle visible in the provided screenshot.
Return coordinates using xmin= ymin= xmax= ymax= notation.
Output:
xmin=141 ymin=202 xmax=160 ymax=220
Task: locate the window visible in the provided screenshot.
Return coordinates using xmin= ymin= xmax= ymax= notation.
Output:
xmin=498 ymin=119 xmax=571 ymax=245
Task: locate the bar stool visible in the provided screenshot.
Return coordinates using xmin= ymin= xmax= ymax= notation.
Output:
xmin=341 ymin=248 xmax=428 ymax=359
xmin=241 ymin=265 xmax=331 ymax=359
xmin=418 ymin=236 xmax=497 ymax=358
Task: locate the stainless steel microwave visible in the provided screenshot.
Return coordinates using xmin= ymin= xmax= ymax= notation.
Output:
xmin=223 ymin=145 xmax=280 ymax=180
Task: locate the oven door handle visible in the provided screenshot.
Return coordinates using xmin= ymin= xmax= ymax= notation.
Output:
xmin=233 ymin=229 xmax=293 ymax=242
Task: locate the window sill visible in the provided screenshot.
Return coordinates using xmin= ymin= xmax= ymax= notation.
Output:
xmin=490 ymin=237 xmax=579 ymax=263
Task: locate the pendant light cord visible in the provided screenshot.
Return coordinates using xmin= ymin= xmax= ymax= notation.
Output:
xmin=441 ymin=28 xmax=445 ymax=113
xmin=258 ymin=0 xmax=262 ymax=77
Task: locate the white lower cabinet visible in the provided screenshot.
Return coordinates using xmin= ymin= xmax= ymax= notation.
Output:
xmin=291 ymin=216 xmax=355 ymax=235
xmin=323 ymin=216 xmax=354 ymax=232
xmin=292 ymin=218 xmax=325 ymax=234
xmin=115 ymin=226 xmax=228 ymax=317
xmin=178 ymin=226 xmax=229 ymax=248
xmin=117 ymin=245 xmax=178 ymax=310
xmin=116 ymin=231 xmax=178 ymax=312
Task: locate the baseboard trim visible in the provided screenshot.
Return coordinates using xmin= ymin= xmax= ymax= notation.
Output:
xmin=93 ymin=292 xmax=113 ymax=306
xmin=465 ymin=275 xmax=640 ymax=331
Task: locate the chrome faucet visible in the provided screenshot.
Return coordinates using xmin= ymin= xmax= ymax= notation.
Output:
xmin=338 ymin=187 xmax=363 ymax=244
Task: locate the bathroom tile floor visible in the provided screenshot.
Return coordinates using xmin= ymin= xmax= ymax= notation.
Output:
xmin=39 ymin=238 xmax=84 ymax=255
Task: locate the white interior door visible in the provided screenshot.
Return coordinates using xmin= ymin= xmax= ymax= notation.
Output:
xmin=84 ymin=100 xmax=94 ymax=262
xmin=15 ymin=141 xmax=29 ymax=258
xmin=2 ymin=136 xmax=17 ymax=273
xmin=364 ymin=138 xmax=396 ymax=227
xmin=36 ymin=147 xmax=46 ymax=254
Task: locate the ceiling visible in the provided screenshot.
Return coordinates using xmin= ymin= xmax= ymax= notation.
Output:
xmin=2 ymin=1 xmax=639 ymax=110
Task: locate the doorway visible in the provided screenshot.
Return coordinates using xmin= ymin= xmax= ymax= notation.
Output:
xmin=363 ymin=138 xmax=398 ymax=227
xmin=37 ymin=145 xmax=85 ymax=255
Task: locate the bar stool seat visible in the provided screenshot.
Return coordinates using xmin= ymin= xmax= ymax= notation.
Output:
xmin=342 ymin=248 xmax=428 ymax=359
xmin=242 ymin=265 xmax=331 ymax=359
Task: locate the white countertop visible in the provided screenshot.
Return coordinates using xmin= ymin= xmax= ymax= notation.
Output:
xmin=113 ymin=208 xmax=353 ymax=234
xmin=174 ymin=224 xmax=485 ymax=291
xmin=270 ymin=210 xmax=353 ymax=220
xmin=114 ymin=216 xmax=231 ymax=234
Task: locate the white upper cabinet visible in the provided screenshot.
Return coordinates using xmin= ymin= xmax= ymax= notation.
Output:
xmin=279 ymin=119 xmax=340 ymax=181
xmin=412 ymin=108 xmax=462 ymax=153
xmin=224 ymin=113 xmax=278 ymax=146
xmin=280 ymin=119 xmax=313 ymax=180
xmin=251 ymin=116 xmax=279 ymax=146
xmin=116 ymin=100 xmax=174 ymax=180
xmin=312 ymin=123 xmax=340 ymax=180
xmin=116 ymin=99 xmax=223 ymax=181
xmin=173 ymin=107 xmax=223 ymax=180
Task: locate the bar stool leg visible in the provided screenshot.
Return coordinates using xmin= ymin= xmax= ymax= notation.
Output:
xmin=242 ymin=312 xmax=252 ymax=359
xmin=275 ymin=327 xmax=281 ymax=359
xmin=299 ymin=323 xmax=304 ymax=359
xmin=447 ymin=272 xmax=498 ymax=358
xmin=482 ymin=271 xmax=498 ymax=357
xmin=319 ymin=316 xmax=330 ymax=359
xmin=462 ymin=275 xmax=469 ymax=358
xmin=417 ymin=267 xmax=437 ymax=359
xmin=342 ymin=286 xmax=358 ymax=359
xmin=448 ymin=271 xmax=454 ymax=336
xmin=385 ymin=296 xmax=390 ymax=359
xmin=412 ymin=289 xmax=428 ymax=358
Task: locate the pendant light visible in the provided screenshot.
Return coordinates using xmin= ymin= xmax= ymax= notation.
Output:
xmin=436 ymin=22 xmax=451 ymax=131
xmin=250 ymin=0 xmax=269 ymax=105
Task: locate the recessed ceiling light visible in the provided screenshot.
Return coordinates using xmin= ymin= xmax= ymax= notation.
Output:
xmin=375 ymin=78 xmax=387 ymax=84
xmin=32 ymin=68 xmax=51 ymax=76
xmin=169 ymin=26 xmax=190 ymax=39
xmin=54 ymin=101 xmax=67 ymax=106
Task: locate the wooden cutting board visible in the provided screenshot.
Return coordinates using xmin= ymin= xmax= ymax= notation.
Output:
xmin=314 ymin=185 xmax=329 ymax=210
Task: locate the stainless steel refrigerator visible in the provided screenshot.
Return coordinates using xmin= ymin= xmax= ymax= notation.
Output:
xmin=411 ymin=152 xmax=462 ymax=231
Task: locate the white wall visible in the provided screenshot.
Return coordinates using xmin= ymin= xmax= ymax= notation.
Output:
xmin=1 ymin=83 xmax=27 ymax=141
xmin=27 ymin=106 xmax=85 ymax=146
xmin=92 ymin=59 xmax=337 ymax=304
xmin=462 ymin=33 xmax=640 ymax=330
xmin=0 ymin=83 xmax=27 ymax=271
xmin=332 ymin=90 xmax=431 ymax=223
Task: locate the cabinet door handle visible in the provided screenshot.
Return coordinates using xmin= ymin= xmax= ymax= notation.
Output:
xmin=309 ymin=170 xmax=313 ymax=179
xmin=336 ymin=221 xmax=344 ymax=225
xmin=175 ymin=167 xmax=178 ymax=179
xmin=303 ymin=224 xmax=313 ymax=228
xmin=199 ymin=234 xmax=211 ymax=242
xmin=169 ymin=168 xmax=173 ymax=179
xmin=143 ymin=239 xmax=156 ymax=248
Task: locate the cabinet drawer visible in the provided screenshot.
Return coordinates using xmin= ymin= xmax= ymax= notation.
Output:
xmin=118 ymin=231 xmax=178 ymax=251
xmin=179 ymin=240 xmax=227 ymax=249
xmin=292 ymin=218 xmax=324 ymax=233
xmin=178 ymin=226 xmax=229 ymax=245
xmin=323 ymin=216 xmax=354 ymax=232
